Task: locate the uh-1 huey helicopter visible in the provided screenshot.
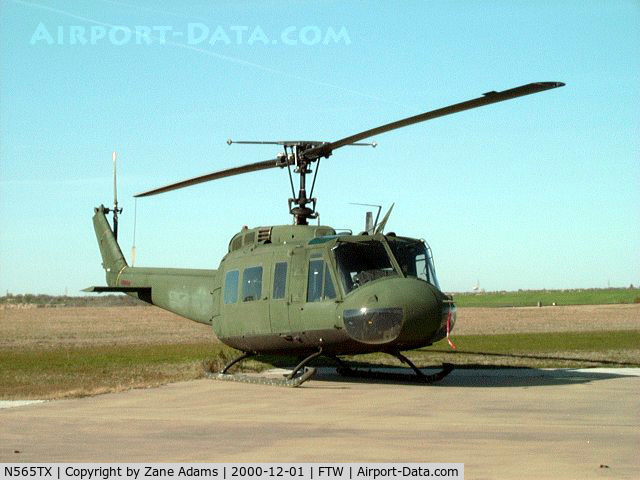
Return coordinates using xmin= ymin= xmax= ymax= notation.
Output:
xmin=87 ymin=81 xmax=565 ymax=387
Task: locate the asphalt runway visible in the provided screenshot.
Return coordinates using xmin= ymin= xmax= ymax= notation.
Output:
xmin=1 ymin=368 xmax=638 ymax=479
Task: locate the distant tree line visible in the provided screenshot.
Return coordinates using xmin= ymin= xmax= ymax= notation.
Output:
xmin=3 ymin=286 xmax=638 ymax=308
xmin=1 ymin=293 xmax=147 ymax=307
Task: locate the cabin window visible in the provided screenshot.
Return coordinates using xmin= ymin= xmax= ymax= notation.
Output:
xmin=242 ymin=266 xmax=263 ymax=302
xmin=387 ymin=238 xmax=439 ymax=287
xmin=273 ymin=262 xmax=287 ymax=299
xmin=334 ymin=241 xmax=397 ymax=293
xmin=307 ymin=259 xmax=337 ymax=302
xmin=224 ymin=270 xmax=239 ymax=304
xmin=324 ymin=266 xmax=336 ymax=299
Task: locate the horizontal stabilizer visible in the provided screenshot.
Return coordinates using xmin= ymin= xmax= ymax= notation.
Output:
xmin=83 ymin=286 xmax=151 ymax=294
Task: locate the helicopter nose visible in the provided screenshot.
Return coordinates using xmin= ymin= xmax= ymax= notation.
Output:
xmin=339 ymin=277 xmax=444 ymax=348
xmin=394 ymin=281 xmax=449 ymax=348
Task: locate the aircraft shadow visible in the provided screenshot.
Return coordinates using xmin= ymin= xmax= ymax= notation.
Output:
xmin=255 ymin=352 xmax=638 ymax=388
xmin=304 ymin=365 xmax=638 ymax=388
xmin=426 ymin=348 xmax=639 ymax=367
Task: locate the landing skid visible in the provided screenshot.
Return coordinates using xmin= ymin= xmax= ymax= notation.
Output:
xmin=206 ymin=367 xmax=316 ymax=387
xmin=204 ymin=349 xmax=321 ymax=388
xmin=204 ymin=349 xmax=453 ymax=386
xmin=334 ymin=353 xmax=454 ymax=384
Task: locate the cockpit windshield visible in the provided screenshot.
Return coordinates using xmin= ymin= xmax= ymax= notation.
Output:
xmin=333 ymin=241 xmax=398 ymax=294
xmin=387 ymin=238 xmax=440 ymax=288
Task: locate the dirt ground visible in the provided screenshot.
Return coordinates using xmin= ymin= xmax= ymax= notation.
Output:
xmin=1 ymin=304 xmax=638 ymax=349
xmin=0 ymin=306 xmax=213 ymax=349
xmin=455 ymin=304 xmax=640 ymax=335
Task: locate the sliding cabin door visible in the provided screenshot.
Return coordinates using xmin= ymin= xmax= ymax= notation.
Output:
xmin=269 ymin=255 xmax=291 ymax=334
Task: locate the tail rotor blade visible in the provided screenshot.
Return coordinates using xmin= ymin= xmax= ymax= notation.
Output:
xmin=112 ymin=151 xmax=118 ymax=205
xmin=112 ymin=151 xmax=120 ymax=240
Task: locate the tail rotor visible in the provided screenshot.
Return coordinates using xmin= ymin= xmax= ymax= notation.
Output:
xmin=107 ymin=151 xmax=123 ymax=241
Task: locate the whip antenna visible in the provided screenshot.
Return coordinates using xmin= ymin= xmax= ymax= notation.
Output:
xmin=131 ymin=198 xmax=137 ymax=266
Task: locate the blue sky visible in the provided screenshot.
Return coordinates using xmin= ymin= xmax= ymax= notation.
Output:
xmin=1 ymin=0 xmax=638 ymax=294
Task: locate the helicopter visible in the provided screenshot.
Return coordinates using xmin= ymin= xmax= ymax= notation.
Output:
xmin=87 ymin=81 xmax=565 ymax=386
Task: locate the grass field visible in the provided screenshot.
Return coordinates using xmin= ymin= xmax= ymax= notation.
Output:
xmin=1 ymin=304 xmax=639 ymax=399
xmin=452 ymin=288 xmax=640 ymax=307
xmin=387 ymin=330 xmax=640 ymax=369
xmin=0 ymin=343 xmax=238 ymax=400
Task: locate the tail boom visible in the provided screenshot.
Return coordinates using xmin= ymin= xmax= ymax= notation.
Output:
xmin=89 ymin=205 xmax=218 ymax=325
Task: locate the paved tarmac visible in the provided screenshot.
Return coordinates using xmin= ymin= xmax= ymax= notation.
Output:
xmin=1 ymin=368 xmax=638 ymax=479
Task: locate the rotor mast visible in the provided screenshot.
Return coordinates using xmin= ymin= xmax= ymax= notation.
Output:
xmin=289 ymin=144 xmax=318 ymax=225
xmin=227 ymin=140 xmax=374 ymax=225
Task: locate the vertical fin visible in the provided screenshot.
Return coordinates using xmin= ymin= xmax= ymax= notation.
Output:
xmin=93 ymin=205 xmax=127 ymax=286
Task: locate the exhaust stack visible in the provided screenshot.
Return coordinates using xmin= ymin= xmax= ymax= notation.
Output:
xmin=365 ymin=211 xmax=374 ymax=234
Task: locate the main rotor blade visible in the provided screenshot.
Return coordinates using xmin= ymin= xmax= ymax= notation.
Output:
xmin=135 ymin=158 xmax=281 ymax=197
xmin=227 ymin=139 xmax=376 ymax=147
xmin=305 ymin=82 xmax=565 ymax=159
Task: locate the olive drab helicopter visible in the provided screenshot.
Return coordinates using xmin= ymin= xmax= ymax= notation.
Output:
xmin=87 ymin=81 xmax=565 ymax=387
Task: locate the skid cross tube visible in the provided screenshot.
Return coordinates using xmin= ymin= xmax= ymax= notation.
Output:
xmin=221 ymin=351 xmax=255 ymax=374
xmin=207 ymin=351 xmax=317 ymax=387
xmin=392 ymin=350 xmax=426 ymax=378
xmin=286 ymin=347 xmax=323 ymax=380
